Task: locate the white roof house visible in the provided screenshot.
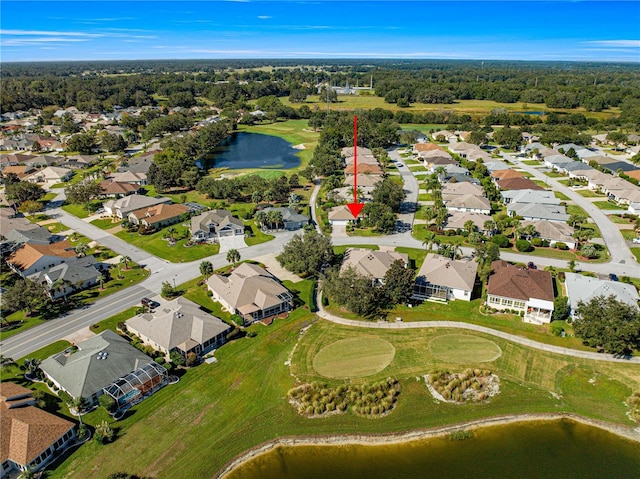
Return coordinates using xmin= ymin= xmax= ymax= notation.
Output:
xmin=565 ymin=272 xmax=639 ymax=320
xmin=340 ymin=248 xmax=408 ymax=283
xmin=412 ymin=254 xmax=478 ymax=302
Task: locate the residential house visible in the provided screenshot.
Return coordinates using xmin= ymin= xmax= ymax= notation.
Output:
xmin=444 ymin=211 xmax=493 ymax=233
xmin=343 ymin=154 xmax=379 ymax=166
xmin=441 ymin=182 xmax=485 ymax=198
xmin=341 ymin=146 xmax=373 ymax=158
xmin=7 ymin=240 xmax=76 ymax=277
xmin=25 ymin=166 xmax=72 ymax=186
xmin=207 ymin=262 xmax=294 ymax=325
xmin=340 ymin=248 xmax=409 ymax=284
xmin=0 ymin=383 xmax=76 ymax=478
xmin=465 ymin=148 xmax=493 ymax=162
xmin=328 ymin=205 xmax=357 ymax=226
xmin=190 ymin=209 xmax=244 ymax=241
xmin=483 ymin=161 xmax=509 ymax=173
xmin=486 ymin=260 xmax=555 ymax=324
xmin=422 ymin=154 xmax=457 ymax=170
xmin=40 ymin=330 xmax=156 ymax=406
xmin=344 ymin=174 xmax=382 ymax=188
xmin=447 ymin=142 xmax=476 ymax=157
xmin=413 ymin=143 xmax=445 ymax=155
xmin=432 ymin=130 xmax=457 ymax=142
xmin=501 ymin=189 xmax=560 ymax=206
xmin=103 ymin=195 xmax=171 ymax=219
xmin=2 ymin=165 xmax=36 ymax=180
xmin=412 ymin=254 xmax=478 ymax=302
xmin=507 ymin=202 xmax=570 ymax=222
xmin=521 ymin=220 xmax=576 ymax=249
xmin=3 ymin=224 xmax=52 ymax=247
xmin=98 ymin=180 xmax=141 ymax=198
xmin=444 ymin=194 xmax=491 ymax=214
xmin=128 ymin=203 xmax=189 ymax=229
xmin=491 ymin=169 xmax=525 ymax=181
xmin=125 ymin=296 xmax=230 ymax=359
xmin=497 ymin=177 xmax=544 ymax=191
xmin=261 ymin=207 xmax=309 ymax=231
xmin=565 ymin=272 xmax=639 ymax=320
xmin=344 ymin=163 xmax=383 ymax=175
xmin=28 ymin=255 xmax=103 ymax=300
xmin=117 ymin=151 xmax=159 ymax=175
xmin=107 ymin=171 xmax=147 ymax=185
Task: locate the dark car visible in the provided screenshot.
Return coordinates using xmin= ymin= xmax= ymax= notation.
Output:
xmin=609 ymin=273 xmax=619 ymax=282
xmin=141 ymin=297 xmax=160 ymax=309
xmin=527 ymin=262 xmax=536 ymax=270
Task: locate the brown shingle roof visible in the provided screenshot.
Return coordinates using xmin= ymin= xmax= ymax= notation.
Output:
xmin=7 ymin=240 xmax=75 ymax=271
xmin=496 ymin=177 xmax=544 ymax=191
xmin=487 ymin=260 xmax=554 ymax=302
xmin=414 ymin=143 xmax=445 ymax=152
xmin=1 ymin=382 xmax=75 ymax=468
xmin=344 ymin=163 xmax=383 ymax=175
xmin=98 ymin=180 xmax=139 ymax=196
xmin=129 ymin=203 xmax=189 ymax=224
xmin=491 ymin=169 xmax=525 ymax=180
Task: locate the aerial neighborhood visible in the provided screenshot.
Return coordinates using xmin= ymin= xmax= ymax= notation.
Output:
xmin=1 ymin=58 xmax=640 ymax=478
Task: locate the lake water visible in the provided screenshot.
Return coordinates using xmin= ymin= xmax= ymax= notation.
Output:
xmin=199 ymin=132 xmax=301 ymax=170
xmin=224 ymin=419 xmax=640 ymax=479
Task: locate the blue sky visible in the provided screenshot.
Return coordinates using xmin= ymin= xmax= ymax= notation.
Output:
xmin=1 ymin=1 xmax=639 ymax=62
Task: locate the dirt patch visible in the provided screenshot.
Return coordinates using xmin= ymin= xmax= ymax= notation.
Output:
xmin=193 ymin=404 xmax=213 ymax=425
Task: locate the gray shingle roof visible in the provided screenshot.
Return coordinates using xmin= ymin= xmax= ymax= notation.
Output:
xmin=40 ymin=330 xmax=153 ymax=399
xmin=416 ymin=254 xmax=478 ymax=291
xmin=565 ymin=272 xmax=639 ymax=315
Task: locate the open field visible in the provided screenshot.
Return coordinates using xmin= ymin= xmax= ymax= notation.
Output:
xmin=593 ymin=200 xmax=623 ymax=210
xmin=428 ymin=334 xmax=503 ymax=363
xmin=40 ymin=311 xmax=640 ymax=479
xmin=577 ymin=189 xmax=606 ymax=198
xmin=280 ymin=96 xmax=620 ymax=120
xmin=115 ymin=228 xmax=220 ymax=262
xmin=313 ymin=337 xmax=396 ymax=379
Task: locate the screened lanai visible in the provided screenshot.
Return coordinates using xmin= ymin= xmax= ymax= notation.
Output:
xmin=102 ymin=362 xmax=169 ymax=410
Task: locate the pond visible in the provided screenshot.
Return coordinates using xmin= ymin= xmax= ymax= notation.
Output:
xmin=223 ymin=419 xmax=640 ymax=479
xmin=199 ymin=132 xmax=301 ymax=170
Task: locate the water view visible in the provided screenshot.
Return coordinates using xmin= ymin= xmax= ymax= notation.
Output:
xmin=200 ymin=132 xmax=301 ymax=170
xmin=224 ymin=419 xmax=640 ymax=479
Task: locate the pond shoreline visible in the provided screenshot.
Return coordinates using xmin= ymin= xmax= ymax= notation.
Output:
xmin=212 ymin=413 xmax=640 ymax=479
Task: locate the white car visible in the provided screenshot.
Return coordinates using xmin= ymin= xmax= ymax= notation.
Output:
xmin=396 ymin=162 xmax=404 ymax=168
xmin=633 ymin=238 xmax=640 ymax=244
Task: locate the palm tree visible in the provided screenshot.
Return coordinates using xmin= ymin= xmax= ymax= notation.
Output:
xmin=271 ymin=210 xmax=283 ymax=230
xmin=263 ymin=189 xmax=275 ymax=205
xmin=120 ymin=255 xmax=131 ymax=271
xmin=255 ymin=210 xmax=267 ymax=230
xmin=199 ymin=260 xmax=214 ymax=280
xmin=23 ymin=358 xmax=41 ymax=377
xmin=75 ymin=243 xmax=89 ymax=257
xmin=226 ymin=249 xmax=241 ymax=266
xmin=523 ymin=224 xmax=537 ymax=241
xmin=463 ymin=220 xmax=476 ymax=235
xmin=251 ymin=191 xmax=262 ymax=204
xmin=17 ymin=467 xmax=36 ymax=479
xmin=422 ymin=231 xmax=437 ymax=252
xmin=94 ymin=420 xmax=114 ymax=444
xmin=288 ymin=193 xmax=301 ymax=209
xmin=483 ymin=220 xmax=497 ymax=237
xmin=50 ymin=278 xmax=72 ymax=302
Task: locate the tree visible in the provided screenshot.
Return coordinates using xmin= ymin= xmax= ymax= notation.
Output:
xmin=199 ymin=261 xmax=214 ymax=279
xmin=493 ymin=127 xmax=522 ymax=150
xmin=5 ymin=181 xmax=45 ymax=204
xmin=65 ymin=180 xmax=103 ymax=208
xmin=552 ymin=296 xmax=570 ymax=321
xmin=101 ymin=132 xmax=127 ymax=152
xmin=580 ymin=243 xmax=599 ymax=259
xmin=2 ymin=279 xmax=50 ymax=316
xmin=319 ymin=86 xmax=338 ymax=103
xmin=463 ymin=220 xmax=476 ymax=235
xmin=161 ymin=281 xmax=178 ymax=298
xmin=320 ymin=266 xmax=382 ymax=318
xmin=277 ymin=229 xmax=335 ymax=278
xmin=120 ymin=255 xmax=131 ymax=270
xmin=75 ymin=243 xmax=89 ymax=258
xmin=99 ymin=394 xmax=117 ymax=413
xmin=94 ymin=420 xmax=115 ymax=444
xmin=226 ymin=248 xmax=241 ymax=266
xmin=18 ymin=200 xmax=43 ymax=214
xmin=381 ymin=260 xmax=416 ymax=306
xmin=23 ymin=358 xmax=41 ymax=377
xmin=371 ymin=178 xmax=405 ymax=213
xmin=170 ymin=351 xmax=185 ymax=367
xmin=17 ymin=467 xmax=36 ymax=479
xmin=66 ymin=132 xmax=97 ymax=154
xmin=574 ymin=295 xmax=640 ymax=356
xmin=474 ymin=241 xmax=500 ymax=282
xmin=568 ymin=213 xmax=587 ymax=230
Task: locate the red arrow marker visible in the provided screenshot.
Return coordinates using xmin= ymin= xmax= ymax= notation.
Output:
xmin=347 ymin=115 xmax=364 ymax=218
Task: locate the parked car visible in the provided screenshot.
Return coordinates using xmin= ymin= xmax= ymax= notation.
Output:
xmin=632 ymin=238 xmax=640 ymax=244
xmin=609 ymin=274 xmax=619 ymax=282
xmin=527 ymin=261 xmax=537 ymax=270
xmin=141 ymin=297 xmax=160 ymax=309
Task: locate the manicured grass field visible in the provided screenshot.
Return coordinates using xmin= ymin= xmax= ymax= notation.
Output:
xmin=544 ymin=171 xmax=565 ymax=178
xmin=631 ymin=248 xmax=640 ymax=263
xmin=428 ymin=334 xmax=502 ymax=363
xmin=89 ymin=307 xmax=138 ymax=334
xmin=521 ymin=160 xmax=541 ymax=166
xmin=115 ymin=228 xmax=220 ymax=262
xmin=313 ymin=337 xmax=396 ymax=379
xmin=25 ymin=304 xmax=640 ymax=479
xmin=554 ymin=191 xmax=571 ymax=201
xmin=89 ymin=217 xmax=121 ymax=230
xmin=44 ymin=222 xmax=70 ymax=233
xmin=61 ymin=203 xmax=93 ymax=219
xmin=577 ymin=189 xmax=605 ymax=198
xmin=593 ymin=200 xmax=623 ymax=210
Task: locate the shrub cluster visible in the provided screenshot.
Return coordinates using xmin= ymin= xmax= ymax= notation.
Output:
xmin=428 ymin=369 xmax=498 ymax=403
xmin=629 ymin=392 xmax=640 ymax=422
xmin=287 ymin=378 xmax=400 ymax=417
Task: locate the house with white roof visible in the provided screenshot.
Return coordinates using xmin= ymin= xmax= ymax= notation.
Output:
xmin=412 ymin=254 xmax=478 ymax=302
xmin=340 ymin=248 xmax=408 ymax=284
xmin=564 ymin=272 xmax=639 ymax=320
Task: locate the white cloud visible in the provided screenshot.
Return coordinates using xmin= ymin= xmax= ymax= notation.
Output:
xmin=1 ymin=38 xmax=90 ymax=47
xmin=0 ymin=29 xmax=103 ymax=37
xmin=583 ymin=40 xmax=640 ymax=48
xmin=257 ymin=15 xmax=272 ymax=19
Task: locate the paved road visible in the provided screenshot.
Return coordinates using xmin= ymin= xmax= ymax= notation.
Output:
xmin=309 ymin=179 xmax=323 ymax=234
xmin=504 ymin=153 xmax=639 ymax=276
xmin=388 ymin=148 xmax=419 ymax=230
xmin=316 ymin=293 xmax=640 ymax=364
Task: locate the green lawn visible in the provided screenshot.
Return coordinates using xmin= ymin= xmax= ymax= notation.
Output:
xmin=631 ymin=248 xmax=640 ymax=263
xmin=418 ymin=193 xmax=433 ymax=201
xmin=243 ymin=222 xmax=275 ymax=246
xmin=333 ymin=244 xmax=379 ymax=255
xmin=544 ymin=171 xmax=565 ymax=178
xmin=428 ymin=334 xmax=503 ymax=363
xmin=43 ymin=222 xmax=70 ymax=234
xmin=90 ymin=217 xmax=121 ymax=230
xmin=45 ymin=311 xmax=640 ymax=479
xmin=313 ymin=337 xmax=396 ymax=379
xmin=608 ymin=214 xmax=634 ymax=224
xmin=88 ymin=307 xmax=138 ymax=334
xmin=521 ymin=160 xmax=541 ymax=166
xmin=577 ymin=189 xmax=605 ymax=198
xmin=532 ymin=179 xmax=550 ymax=189
xmin=61 ymin=202 xmax=96 ymax=219
xmin=116 ymin=228 xmax=220 ymax=262
xmin=566 ymin=204 xmax=589 ymax=217
xmin=554 ymin=191 xmax=571 ymax=201
xmin=593 ymin=201 xmax=623 ymax=210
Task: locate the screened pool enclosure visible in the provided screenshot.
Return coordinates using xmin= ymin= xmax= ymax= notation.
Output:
xmin=102 ymin=362 xmax=169 ymax=411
